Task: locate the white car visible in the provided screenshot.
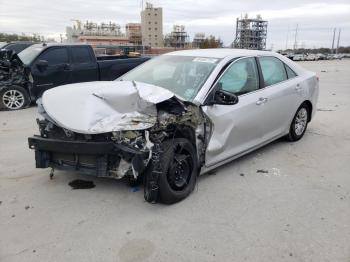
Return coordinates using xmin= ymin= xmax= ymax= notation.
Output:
xmin=293 ymin=54 xmax=306 ymax=61
xmin=28 ymin=49 xmax=319 ymax=204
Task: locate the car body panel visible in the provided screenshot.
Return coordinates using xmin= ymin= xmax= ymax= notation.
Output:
xmin=202 ymin=90 xmax=265 ymax=167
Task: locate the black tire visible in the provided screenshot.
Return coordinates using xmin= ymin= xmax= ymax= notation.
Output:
xmin=286 ymin=103 xmax=309 ymax=141
xmin=144 ymin=138 xmax=198 ymax=204
xmin=0 ymin=86 xmax=30 ymax=111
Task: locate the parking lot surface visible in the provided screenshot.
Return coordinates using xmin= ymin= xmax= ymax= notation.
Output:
xmin=0 ymin=59 xmax=349 ymax=262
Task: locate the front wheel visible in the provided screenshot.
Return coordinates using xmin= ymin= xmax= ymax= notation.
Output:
xmin=286 ymin=104 xmax=309 ymax=141
xmin=0 ymin=86 xmax=30 ymax=110
xmin=144 ymin=138 xmax=198 ymax=204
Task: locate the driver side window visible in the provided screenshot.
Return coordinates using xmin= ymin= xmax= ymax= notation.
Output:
xmin=218 ymin=57 xmax=259 ymax=95
xmin=38 ymin=48 xmax=68 ymax=66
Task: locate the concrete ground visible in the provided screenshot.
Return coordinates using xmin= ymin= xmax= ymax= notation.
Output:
xmin=0 ymin=59 xmax=349 ymax=262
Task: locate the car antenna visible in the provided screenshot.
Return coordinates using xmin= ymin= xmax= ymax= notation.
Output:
xmin=42 ymin=42 xmax=47 ymax=47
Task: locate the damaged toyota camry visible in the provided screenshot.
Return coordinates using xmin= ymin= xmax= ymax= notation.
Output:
xmin=28 ymin=49 xmax=319 ymax=204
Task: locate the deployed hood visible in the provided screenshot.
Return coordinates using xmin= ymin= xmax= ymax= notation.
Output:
xmin=41 ymin=81 xmax=176 ymax=134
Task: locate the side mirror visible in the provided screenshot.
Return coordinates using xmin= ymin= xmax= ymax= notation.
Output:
xmin=36 ymin=60 xmax=48 ymax=71
xmin=208 ymin=82 xmax=239 ymax=105
xmin=213 ymin=89 xmax=239 ymax=105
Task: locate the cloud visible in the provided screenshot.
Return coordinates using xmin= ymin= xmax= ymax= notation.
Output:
xmin=0 ymin=0 xmax=349 ymax=49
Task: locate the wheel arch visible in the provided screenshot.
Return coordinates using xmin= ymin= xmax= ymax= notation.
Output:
xmin=301 ymin=100 xmax=313 ymax=122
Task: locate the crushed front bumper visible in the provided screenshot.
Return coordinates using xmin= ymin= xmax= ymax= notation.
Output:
xmin=28 ymin=136 xmax=148 ymax=177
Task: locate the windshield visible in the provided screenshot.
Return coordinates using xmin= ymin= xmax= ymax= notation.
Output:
xmin=18 ymin=45 xmax=44 ymax=65
xmin=119 ymin=55 xmax=220 ymax=101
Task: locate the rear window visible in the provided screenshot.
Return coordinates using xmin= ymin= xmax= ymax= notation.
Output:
xmin=259 ymin=56 xmax=287 ymax=86
xmin=72 ymin=47 xmax=93 ymax=64
xmin=285 ymin=64 xmax=297 ymax=79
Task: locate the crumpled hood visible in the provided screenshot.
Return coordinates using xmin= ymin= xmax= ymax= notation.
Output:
xmin=41 ymin=81 xmax=175 ymax=134
xmin=0 ymin=49 xmax=26 ymax=85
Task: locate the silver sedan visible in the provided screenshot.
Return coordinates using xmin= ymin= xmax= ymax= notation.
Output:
xmin=29 ymin=48 xmax=319 ymax=204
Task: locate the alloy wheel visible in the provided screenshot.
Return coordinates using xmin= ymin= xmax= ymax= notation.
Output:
xmin=294 ymin=108 xmax=308 ymax=136
xmin=2 ymin=89 xmax=25 ymax=110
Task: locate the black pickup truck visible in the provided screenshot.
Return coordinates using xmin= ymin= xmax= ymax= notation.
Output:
xmin=0 ymin=43 xmax=149 ymax=110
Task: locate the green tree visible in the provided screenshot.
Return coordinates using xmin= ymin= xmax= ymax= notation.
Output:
xmin=199 ymin=35 xmax=223 ymax=49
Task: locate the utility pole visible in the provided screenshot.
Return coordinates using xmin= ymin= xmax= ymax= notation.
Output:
xmin=331 ymin=28 xmax=336 ymax=54
xmin=293 ymin=24 xmax=298 ymax=50
xmin=336 ymin=28 xmax=341 ymax=54
xmin=285 ymin=26 xmax=289 ymax=50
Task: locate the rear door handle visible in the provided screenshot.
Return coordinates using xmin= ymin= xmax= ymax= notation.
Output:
xmin=256 ymin=97 xmax=268 ymax=105
xmin=295 ymin=84 xmax=302 ymax=91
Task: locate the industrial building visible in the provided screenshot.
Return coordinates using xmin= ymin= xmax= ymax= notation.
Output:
xmin=233 ymin=14 xmax=268 ymax=50
xmin=141 ymin=2 xmax=163 ymax=47
xmin=164 ymin=25 xmax=189 ymax=48
xmin=66 ymin=20 xmax=129 ymax=46
xmin=125 ymin=23 xmax=142 ymax=46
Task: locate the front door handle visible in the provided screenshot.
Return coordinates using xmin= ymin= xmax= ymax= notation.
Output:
xmin=256 ymin=97 xmax=268 ymax=105
xmin=63 ymin=64 xmax=71 ymax=71
xmin=295 ymin=84 xmax=302 ymax=91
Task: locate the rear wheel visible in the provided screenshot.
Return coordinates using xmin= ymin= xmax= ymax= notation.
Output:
xmin=144 ymin=138 xmax=198 ymax=204
xmin=286 ymin=104 xmax=309 ymax=141
xmin=0 ymin=86 xmax=30 ymax=110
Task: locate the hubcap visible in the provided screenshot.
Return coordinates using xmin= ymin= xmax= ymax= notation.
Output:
xmin=2 ymin=90 xmax=25 ymax=110
xmin=167 ymin=144 xmax=193 ymax=191
xmin=294 ymin=108 xmax=308 ymax=136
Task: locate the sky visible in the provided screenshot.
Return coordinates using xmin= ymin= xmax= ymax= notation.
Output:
xmin=0 ymin=0 xmax=349 ymax=50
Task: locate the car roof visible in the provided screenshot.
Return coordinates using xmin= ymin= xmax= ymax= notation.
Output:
xmin=165 ymin=48 xmax=276 ymax=59
xmin=30 ymin=43 xmax=91 ymax=49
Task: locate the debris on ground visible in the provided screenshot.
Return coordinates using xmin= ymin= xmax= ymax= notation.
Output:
xmin=321 ymin=70 xmax=327 ymax=72
xmin=25 ymin=205 xmax=30 ymax=210
xmin=257 ymin=169 xmax=269 ymax=174
xmin=271 ymin=168 xmax=281 ymax=176
xmin=0 ymin=200 xmax=2 ymax=205
xmin=131 ymin=187 xmax=139 ymax=192
xmin=68 ymin=179 xmax=96 ymax=189
xmin=11 ymin=214 xmax=15 ymax=218
xmin=240 ymin=173 xmax=245 ymax=176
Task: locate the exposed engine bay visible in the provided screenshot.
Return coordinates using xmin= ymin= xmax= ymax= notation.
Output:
xmin=0 ymin=49 xmax=30 ymax=88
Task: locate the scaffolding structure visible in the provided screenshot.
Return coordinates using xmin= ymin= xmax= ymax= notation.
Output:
xmin=192 ymin=33 xmax=205 ymax=48
xmin=165 ymin=25 xmax=189 ymax=48
xmin=233 ymin=14 xmax=268 ymax=50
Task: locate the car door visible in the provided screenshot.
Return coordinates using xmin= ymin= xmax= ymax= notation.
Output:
xmin=70 ymin=46 xmax=99 ymax=83
xmin=256 ymin=56 xmax=301 ymax=141
xmin=31 ymin=47 xmax=71 ymax=97
xmin=202 ymin=57 xmax=265 ymax=167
